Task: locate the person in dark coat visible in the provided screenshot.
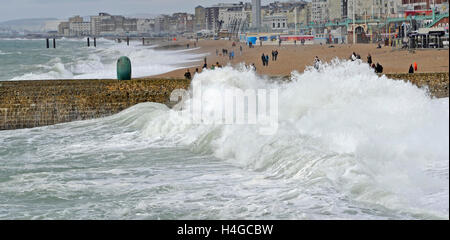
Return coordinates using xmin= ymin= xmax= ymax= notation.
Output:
xmin=265 ymin=55 xmax=269 ymax=66
xmin=184 ymin=69 xmax=192 ymax=80
xmin=409 ymin=64 xmax=414 ymax=74
xmin=261 ymin=54 xmax=266 ymax=66
xmin=375 ymin=63 xmax=383 ymax=73
xmin=367 ymin=54 xmax=372 ymax=65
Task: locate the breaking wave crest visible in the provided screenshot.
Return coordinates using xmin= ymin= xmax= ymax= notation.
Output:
xmin=133 ymin=60 xmax=448 ymax=218
xmin=9 ymin=39 xmax=205 ymax=80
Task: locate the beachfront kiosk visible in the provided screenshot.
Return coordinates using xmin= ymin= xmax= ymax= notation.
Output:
xmin=241 ymin=33 xmax=314 ymax=45
xmin=408 ymin=27 xmax=447 ymax=48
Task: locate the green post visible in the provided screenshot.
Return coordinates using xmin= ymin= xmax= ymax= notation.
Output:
xmin=432 ymin=8 xmax=435 ymax=22
xmin=117 ymin=56 xmax=131 ymax=80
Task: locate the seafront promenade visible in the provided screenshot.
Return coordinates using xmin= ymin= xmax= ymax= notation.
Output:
xmin=153 ymin=40 xmax=450 ymax=78
xmin=0 ymin=72 xmax=448 ymax=130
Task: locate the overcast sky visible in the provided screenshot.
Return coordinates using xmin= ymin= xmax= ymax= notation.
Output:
xmin=0 ymin=0 xmax=280 ymax=22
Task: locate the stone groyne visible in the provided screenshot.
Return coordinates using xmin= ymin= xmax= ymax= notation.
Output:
xmin=0 ymin=72 xmax=448 ymax=131
xmin=0 ymin=78 xmax=190 ymax=130
xmin=384 ymin=72 xmax=449 ymax=98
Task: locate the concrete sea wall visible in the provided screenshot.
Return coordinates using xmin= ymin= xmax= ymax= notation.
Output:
xmin=384 ymin=72 xmax=449 ymax=98
xmin=0 ymin=78 xmax=190 ymax=130
xmin=0 ymin=72 xmax=448 ymax=130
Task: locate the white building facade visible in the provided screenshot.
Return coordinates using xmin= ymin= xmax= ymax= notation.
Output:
xmin=219 ymin=8 xmax=249 ymax=31
xmin=69 ymin=22 xmax=91 ymax=36
xmin=263 ymin=14 xmax=288 ymax=31
xmin=312 ymin=0 xmax=328 ymax=23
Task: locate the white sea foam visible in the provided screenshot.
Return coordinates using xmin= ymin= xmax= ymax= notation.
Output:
xmin=0 ymin=41 xmax=448 ymax=219
xmin=137 ymin=60 xmax=449 ymax=218
xmin=10 ymin=39 xmax=205 ymax=80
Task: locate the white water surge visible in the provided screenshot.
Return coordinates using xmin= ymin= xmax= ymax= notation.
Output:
xmin=0 ymin=59 xmax=448 ymax=219
xmin=0 ymin=38 xmax=204 ymax=81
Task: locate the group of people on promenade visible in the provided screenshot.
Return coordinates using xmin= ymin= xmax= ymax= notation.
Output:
xmin=366 ymin=53 xmax=384 ymax=73
xmin=261 ymin=54 xmax=270 ymax=67
xmin=228 ymin=51 xmax=235 ymax=60
xmin=350 ymin=52 xmax=384 ymax=74
xmin=350 ymin=52 xmax=362 ymax=61
xmin=260 ymin=50 xmax=280 ymax=67
xmin=216 ymin=43 xmax=243 ymax=60
xmin=409 ymin=62 xmax=418 ymax=74
xmin=186 ymin=42 xmax=197 ymax=49
xmin=184 ymin=40 xmax=423 ymax=79
xmin=184 ymin=60 xmax=225 ymax=79
xmin=271 ymin=50 xmax=279 ymax=61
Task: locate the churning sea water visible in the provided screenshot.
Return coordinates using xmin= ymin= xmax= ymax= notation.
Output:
xmin=0 ymin=38 xmax=204 ymax=80
xmin=0 ymin=40 xmax=448 ymax=219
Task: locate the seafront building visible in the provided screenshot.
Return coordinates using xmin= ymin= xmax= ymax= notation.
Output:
xmin=52 ymin=0 xmax=448 ymax=48
xmin=68 ymin=16 xmax=91 ymax=37
xmin=263 ymin=14 xmax=289 ymax=31
xmin=195 ymin=6 xmax=206 ymax=31
xmin=252 ymin=0 xmax=262 ymax=29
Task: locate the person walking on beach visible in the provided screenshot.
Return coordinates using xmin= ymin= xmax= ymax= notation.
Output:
xmin=240 ymin=45 xmax=242 ymax=55
xmin=375 ymin=63 xmax=383 ymax=73
xmin=261 ymin=54 xmax=266 ymax=66
xmin=274 ymin=50 xmax=278 ymax=61
xmin=314 ymin=56 xmax=321 ymax=70
xmin=265 ymin=55 xmax=269 ymax=67
xmin=231 ymin=51 xmax=235 ymax=60
xmin=414 ymin=62 xmax=418 ymax=71
xmin=367 ymin=54 xmax=372 ymax=65
xmin=271 ymin=50 xmax=275 ymax=61
xmin=409 ymin=64 xmax=414 ymax=74
xmin=184 ymin=69 xmax=192 ymax=80
xmin=216 ymin=49 xmax=219 ymax=56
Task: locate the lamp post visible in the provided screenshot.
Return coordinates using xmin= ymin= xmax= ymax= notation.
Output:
xmin=295 ymin=6 xmax=298 ymax=35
